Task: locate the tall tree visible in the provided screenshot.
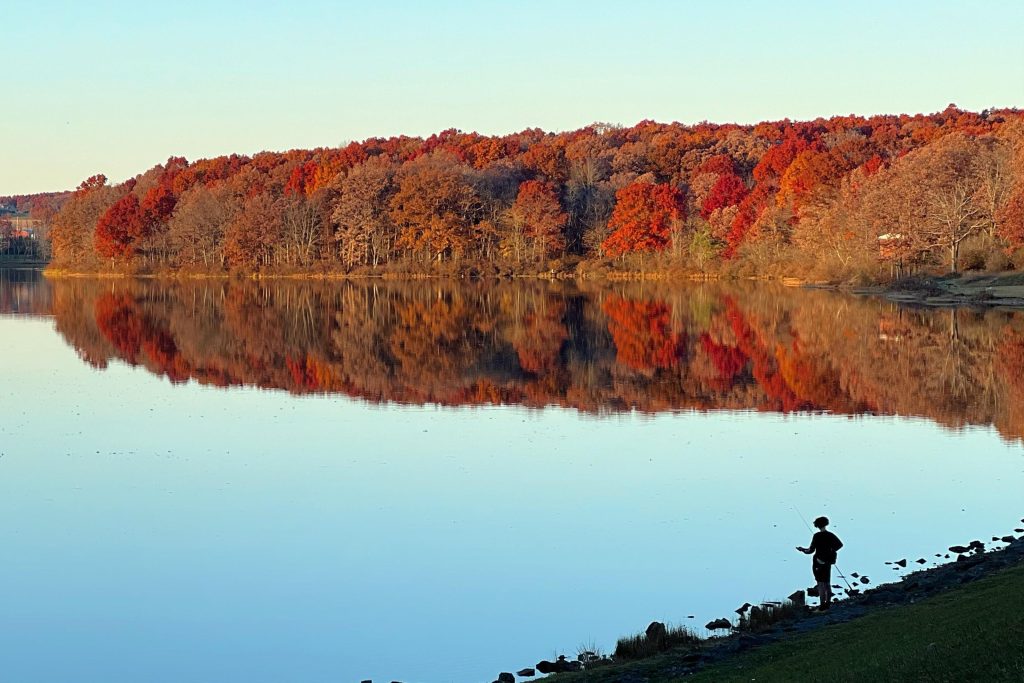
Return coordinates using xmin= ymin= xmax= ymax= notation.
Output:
xmin=510 ymin=180 xmax=567 ymax=261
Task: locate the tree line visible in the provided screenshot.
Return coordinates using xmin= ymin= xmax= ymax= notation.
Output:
xmin=36 ymin=105 xmax=1024 ymax=280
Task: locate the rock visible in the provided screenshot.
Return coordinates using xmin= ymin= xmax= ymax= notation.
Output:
xmin=949 ymin=545 xmax=970 ymax=554
xmin=850 ymin=572 xmax=860 ymax=578
xmin=535 ymin=661 xmax=556 ymax=674
xmin=896 ymin=559 xmax=907 ymax=567
xmin=646 ymin=621 xmax=666 ymax=640
xmin=993 ymin=536 xmax=1000 ymax=541
xmin=860 ymin=576 xmax=870 ymax=584
xmin=516 ymin=669 xmax=535 ymax=678
xmin=832 ymin=584 xmax=842 ymax=589
xmin=705 ymin=618 xmax=732 ymax=630
xmin=916 ymin=558 xmax=927 ymax=564
xmin=807 ymin=585 xmax=819 ymax=597
xmin=788 ymin=590 xmax=805 ymax=605
xmin=687 ymin=615 xmax=695 ymax=619
xmin=1016 ymin=528 xmax=1024 ymax=533
xmin=845 ymin=588 xmax=861 ymax=596
xmin=1001 ymin=535 xmax=1016 ymax=543
xmin=749 ymin=605 xmax=763 ymax=620
xmin=735 ymin=602 xmax=752 ymax=615
xmin=885 ymin=561 xmax=892 ymax=565
xmin=497 ymin=673 xmax=515 ymax=683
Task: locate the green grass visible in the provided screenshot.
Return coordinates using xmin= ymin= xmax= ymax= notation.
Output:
xmin=550 ymin=563 xmax=1024 ymax=683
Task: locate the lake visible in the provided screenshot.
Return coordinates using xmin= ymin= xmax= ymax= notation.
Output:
xmin=1 ymin=269 xmax=1022 ymax=682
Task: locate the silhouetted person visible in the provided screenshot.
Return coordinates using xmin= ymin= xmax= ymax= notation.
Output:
xmin=796 ymin=516 xmax=843 ymax=609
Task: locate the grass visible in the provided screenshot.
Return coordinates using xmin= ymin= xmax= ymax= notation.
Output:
xmin=614 ymin=623 xmax=701 ymax=660
xmin=547 ymin=562 xmax=1024 ymax=683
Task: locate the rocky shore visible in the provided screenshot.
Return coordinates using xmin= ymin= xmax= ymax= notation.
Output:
xmin=855 ymin=272 xmax=1024 ymax=308
xmin=478 ymin=523 xmax=1024 ymax=683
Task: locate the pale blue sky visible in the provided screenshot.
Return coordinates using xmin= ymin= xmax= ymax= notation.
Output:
xmin=3 ymin=0 xmax=1022 ymax=194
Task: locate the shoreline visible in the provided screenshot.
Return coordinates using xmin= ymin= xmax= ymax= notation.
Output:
xmin=500 ymin=531 xmax=1024 ymax=681
xmin=37 ymin=267 xmax=1024 ymax=309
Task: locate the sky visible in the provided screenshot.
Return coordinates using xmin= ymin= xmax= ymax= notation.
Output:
xmin=2 ymin=0 xmax=1023 ymax=195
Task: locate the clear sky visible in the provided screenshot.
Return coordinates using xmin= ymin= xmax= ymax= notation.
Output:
xmin=3 ymin=0 xmax=1022 ymax=195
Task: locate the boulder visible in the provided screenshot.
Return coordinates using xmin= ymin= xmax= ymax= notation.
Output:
xmin=535 ymin=661 xmax=556 ymax=674
xmin=860 ymin=576 xmax=870 ymax=584
xmin=1015 ymin=528 xmax=1024 ymax=533
xmin=516 ymin=669 xmax=535 ymax=678
xmin=850 ymin=572 xmax=860 ymax=578
xmin=807 ymin=585 xmax=819 ymax=597
xmin=895 ymin=559 xmax=907 ymax=567
xmin=735 ymin=602 xmax=752 ymax=615
xmin=1001 ymin=535 xmax=1016 ymax=543
xmin=646 ymin=621 xmax=667 ymax=640
xmin=749 ymin=605 xmax=763 ymax=620
xmin=705 ymin=618 xmax=732 ymax=630
xmin=497 ymin=673 xmax=515 ymax=683
xmin=916 ymin=558 xmax=927 ymax=564
xmin=788 ymin=590 xmax=805 ymax=605
xmin=536 ymin=656 xmax=578 ymax=673
xmin=949 ymin=545 xmax=970 ymax=554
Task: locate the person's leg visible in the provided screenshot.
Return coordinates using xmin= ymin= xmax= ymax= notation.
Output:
xmin=813 ymin=560 xmax=831 ymax=608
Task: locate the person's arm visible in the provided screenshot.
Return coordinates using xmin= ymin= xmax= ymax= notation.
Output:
xmin=796 ymin=535 xmax=817 ymax=554
xmin=833 ymin=535 xmax=843 ymax=551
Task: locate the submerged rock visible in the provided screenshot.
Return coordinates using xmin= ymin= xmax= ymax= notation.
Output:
xmin=735 ymin=603 xmax=752 ymax=615
xmin=916 ymin=558 xmax=927 ymax=564
xmin=516 ymin=668 xmax=535 ymax=678
xmin=895 ymin=559 xmax=907 ymax=567
xmin=706 ymin=618 xmax=732 ymax=630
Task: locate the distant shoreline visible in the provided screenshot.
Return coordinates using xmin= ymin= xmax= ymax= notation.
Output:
xmin=38 ymin=267 xmax=1024 ymax=309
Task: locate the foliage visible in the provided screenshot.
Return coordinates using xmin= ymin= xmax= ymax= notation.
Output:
xmin=38 ymin=107 xmax=1024 ymax=278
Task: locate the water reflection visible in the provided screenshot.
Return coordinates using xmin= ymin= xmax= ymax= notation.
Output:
xmin=5 ymin=269 xmax=1024 ymax=440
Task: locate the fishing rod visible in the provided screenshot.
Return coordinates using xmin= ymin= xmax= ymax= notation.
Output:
xmin=793 ymin=506 xmax=854 ymax=593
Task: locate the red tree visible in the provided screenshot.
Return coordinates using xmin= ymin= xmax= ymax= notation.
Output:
xmin=602 ymin=182 xmax=686 ymax=256
xmin=95 ymin=194 xmax=145 ymax=258
xmin=701 ymin=173 xmax=748 ymax=218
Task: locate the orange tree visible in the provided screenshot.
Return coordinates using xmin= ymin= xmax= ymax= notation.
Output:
xmin=602 ymin=181 xmax=685 ymax=257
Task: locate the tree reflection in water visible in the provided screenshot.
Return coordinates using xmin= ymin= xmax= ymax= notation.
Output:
xmin=5 ymin=270 xmax=1024 ymax=442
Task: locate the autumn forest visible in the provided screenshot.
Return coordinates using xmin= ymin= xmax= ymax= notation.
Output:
xmin=24 ymin=106 xmax=1024 ymax=281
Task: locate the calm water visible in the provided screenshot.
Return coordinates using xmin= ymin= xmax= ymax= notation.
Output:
xmin=1 ymin=269 xmax=1022 ymax=682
